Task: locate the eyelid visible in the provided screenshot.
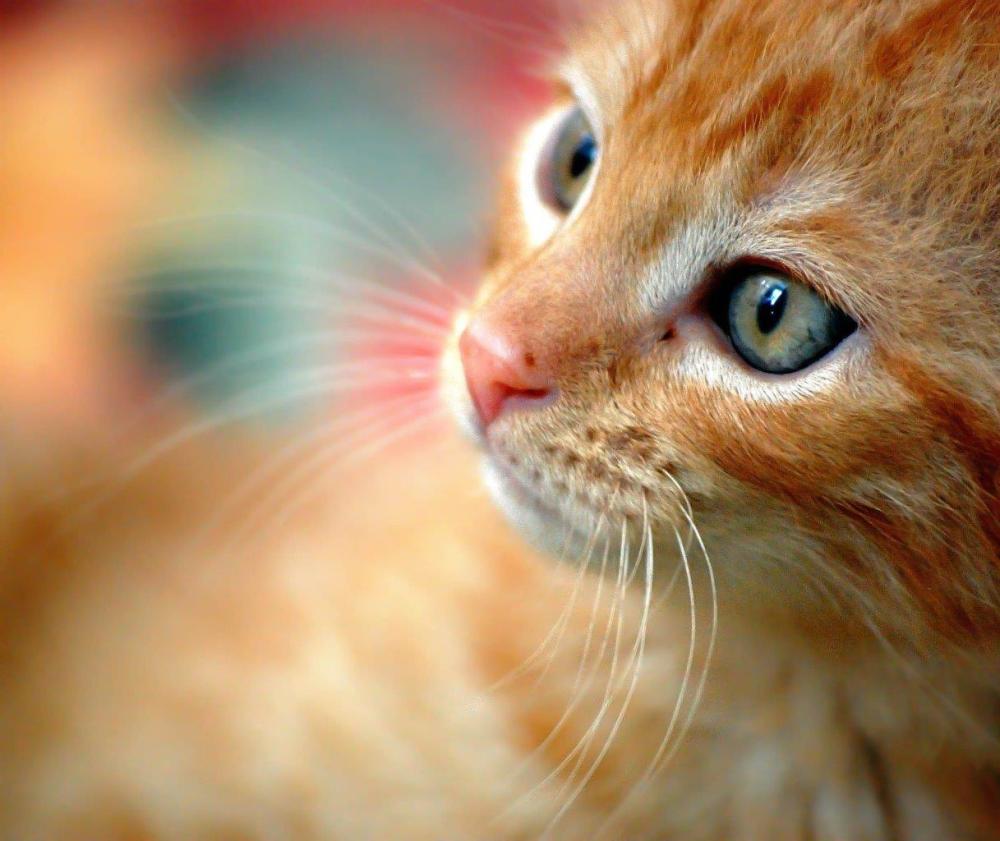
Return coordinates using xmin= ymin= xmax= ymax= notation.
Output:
xmin=713 ymin=258 xmax=859 ymax=326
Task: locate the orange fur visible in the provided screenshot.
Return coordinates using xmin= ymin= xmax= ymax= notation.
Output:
xmin=3 ymin=1 xmax=999 ymax=839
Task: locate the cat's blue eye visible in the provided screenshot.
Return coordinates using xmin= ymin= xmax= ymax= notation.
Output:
xmin=719 ymin=271 xmax=856 ymax=374
xmin=540 ymin=106 xmax=598 ymax=212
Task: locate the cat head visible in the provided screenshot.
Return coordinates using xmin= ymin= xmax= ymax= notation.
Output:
xmin=444 ymin=0 xmax=1000 ymax=643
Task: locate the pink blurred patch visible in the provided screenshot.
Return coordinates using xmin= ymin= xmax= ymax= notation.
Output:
xmin=339 ymin=274 xmax=469 ymax=414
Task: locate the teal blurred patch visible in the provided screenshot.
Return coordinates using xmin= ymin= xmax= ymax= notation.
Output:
xmin=130 ymin=28 xmax=481 ymax=419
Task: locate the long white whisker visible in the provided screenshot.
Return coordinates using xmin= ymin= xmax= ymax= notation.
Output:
xmin=546 ymin=507 xmax=654 ymax=836
xmin=653 ymin=502 xmax=717 ymax=777
xmin=155 ymin=94 xmax=469 ymax=306
xmin=509 ymin=526 xmax=614 ymax=778
xmin=208 ymin=399 xmax=444 ymax=569
xmin=532 ymin=513 xmax=607 ymax=688
xmin=118 ymin=275 xmax=457 ymax=327
xmin=491 ymin=514 xmax=602 ymax=692
xmin=533 ymin=520 xmax=630 ymax=811
xmin=420 ymin=0 xmax=558 ymax=55
xmin=186 ymin=390 xmax=431 ymax=555
xmin=527 ymin=517 xmax=643 ymax=789
xmin=120 ymin=254 xmax=460 ymax=320
xmin=507 ymin=520 xmax=627 ymax=819
xmin=623 ymin=476 xmax=700 ymax=809
xmin=108 ymin=329 xmax=439 ymax=442
xmin=117 ymin=359 xmax=433 ymax=479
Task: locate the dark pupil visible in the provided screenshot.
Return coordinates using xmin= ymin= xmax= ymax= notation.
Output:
xmin=756 ymin=282 xmax=788 ymax=334
xmin=569 ymin=135 xmax=596 ymax=179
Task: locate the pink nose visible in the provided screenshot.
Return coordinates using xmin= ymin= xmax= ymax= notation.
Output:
xmin=458 ymin=317 xmax=555 ymax=429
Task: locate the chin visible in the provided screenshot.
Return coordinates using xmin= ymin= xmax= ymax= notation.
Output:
xmin=479 ymin=456 xmax=603 ymax=562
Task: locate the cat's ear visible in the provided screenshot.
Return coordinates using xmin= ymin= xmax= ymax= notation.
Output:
xmin=0 ymin=5 xmax=175 ymax=423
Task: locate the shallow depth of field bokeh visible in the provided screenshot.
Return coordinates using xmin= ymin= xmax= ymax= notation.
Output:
xmin=1 ymin=1 xmax=555 ymax=434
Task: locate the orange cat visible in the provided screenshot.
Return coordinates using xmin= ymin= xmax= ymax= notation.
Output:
xmin=2 ymin=1 xmax=999 ymax=839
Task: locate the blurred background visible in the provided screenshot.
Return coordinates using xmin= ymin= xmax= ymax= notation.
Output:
xmin=1 ymin=0 xmax=556 ymax=435
xmin=0 ymin=10 xmax=566 ymax=829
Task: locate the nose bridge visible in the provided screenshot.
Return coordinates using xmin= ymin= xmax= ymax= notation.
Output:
xmin=478 ymin=258 xmax=619 ymax=384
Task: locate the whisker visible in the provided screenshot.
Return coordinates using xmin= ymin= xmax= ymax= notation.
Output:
xmin=209 ymin=399 xmax=444 ymax=567
xmin=546 ymin=507 xmax=654 ymax=836
xmin=183 ymin=390 xmax=432 ymax=557
xmin=420 ymin=0 xmax=559 ymax=57
xmin=653 ymin=502 xmax=717 ymax=776
xmin=108 ymin=328 xmax=439 ymax=442
xmin=508 ymin=525 xmax=616 ymax=780
xmin=155 ymin=93 xmax=469 ymax=306
xmin=517 ymin=526 xmax=628 ymax=790
xmin=623 ymin=486 xmax=700 ymax=808
xmin=118 ymin=360 xmax=435 ymax=478
xmin=528 ymin=520 xmax=630 ymax=814
xmin=503 ymin=519 xmax=628 ymax=821
xmin=524 ymin=513 xmax=631 ymax=766
xmin=490 ymin=515 xmax=600 ymax=692
xmin=532 ymin=513 xmax=607 ymax=688
xmin=115 ymin=269 xmax=458 ymax=327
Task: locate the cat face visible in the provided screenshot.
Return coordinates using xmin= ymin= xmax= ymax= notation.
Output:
xmin=444 ymin=0 xmax=1000 ymax=638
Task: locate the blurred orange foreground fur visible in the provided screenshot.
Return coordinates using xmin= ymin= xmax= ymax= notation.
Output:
xmin=2 ymin=2 xmax=999 ymax=840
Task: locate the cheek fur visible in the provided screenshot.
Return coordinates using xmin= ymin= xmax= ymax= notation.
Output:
xmin=656 ymin=376 xmax=914 ymax=499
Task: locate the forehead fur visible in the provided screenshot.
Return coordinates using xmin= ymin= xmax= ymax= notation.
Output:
xmin=551 ymin=0 xmax=1000 ymax=370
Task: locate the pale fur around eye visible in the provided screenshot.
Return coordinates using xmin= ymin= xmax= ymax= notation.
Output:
xmin=516 ymin=104 xmax=600 ymax=249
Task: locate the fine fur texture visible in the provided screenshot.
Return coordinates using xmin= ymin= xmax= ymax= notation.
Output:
xmin=2 ymin=1 xmax=999 ymax=839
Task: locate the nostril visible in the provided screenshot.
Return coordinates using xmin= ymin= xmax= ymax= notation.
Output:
xmin=458 ymin=320 xmax=555 ymax=429
xmin=492 ymin=383 xmax=555 ymax=415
